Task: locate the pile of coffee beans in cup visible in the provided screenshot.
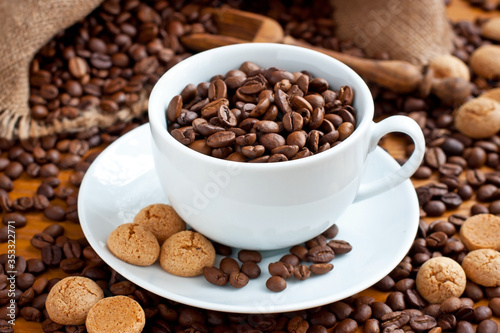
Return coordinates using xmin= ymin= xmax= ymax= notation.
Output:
xmin=166 ymin=62 xmax=356 ymax=162
xmin=1 ymin=0 xmax=500 ymax=332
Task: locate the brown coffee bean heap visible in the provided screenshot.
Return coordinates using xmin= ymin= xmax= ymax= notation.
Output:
xmin=167 ymin=64 xmax=357 ymax=162
xmin=203 ymin=225 xmax=352 ymax=292
xmin=28 ymin=0 xmax=223 ymax=123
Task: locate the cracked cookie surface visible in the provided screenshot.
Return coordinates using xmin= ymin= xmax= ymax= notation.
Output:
xmin=415 ymin=256 xmax=467 ymax=304
xmin=46 ymin=276 xmax=104 ymax=325
xmin=133 ymin=203 xmax=186 ymax=244
xmin=459 ymin=213 xmax=500 ymax=251
xmin=107 ymin=222 xmax=160 ymax=266
xmin=86 ymin=296 xmax=145 ymax=333
xmin=462 ymin=249 xmax=500 ymax=287
xmin=160 ymin=230 xmax=216 ymax=277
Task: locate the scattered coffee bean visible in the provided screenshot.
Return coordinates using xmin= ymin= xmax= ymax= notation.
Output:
xmin=266 ymin=276 xmax=287 ymax=292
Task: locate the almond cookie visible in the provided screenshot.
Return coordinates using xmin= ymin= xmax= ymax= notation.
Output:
xmin=133 ymin=203 xmax=186 ymax=244
xmin=107 ymin=223 xmax=160 ymax=266
xmin=86 ymin=296 xmax=145 ymax=333
xmin=462 ymin=249 xmax=500 ymax=287
xmin=459 ymin=214 xmax=500 ymax=251
xmin=46 ymin=276 xmax=104 ymax=325
xmin=160 ymin=230 xmax=216 ymax=277
xmin=416 ymin=257 xmax=467 ymax=304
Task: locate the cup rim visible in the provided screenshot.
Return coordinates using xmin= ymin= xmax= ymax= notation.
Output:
xmin=148 ymin=43 xmax=375 ymax=170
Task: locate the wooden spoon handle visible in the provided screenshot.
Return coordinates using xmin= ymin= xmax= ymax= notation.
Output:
xmin=181 ymin=33 xmax=246 ymax=53
xmin=283 ymin=36 xmax=423 ymax=94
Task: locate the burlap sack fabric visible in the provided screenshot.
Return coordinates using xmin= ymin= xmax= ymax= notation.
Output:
xmin=332 ymin=0 xmax=454 ymax=65
xmin=0 ymin=0 xmax=144 ymax=141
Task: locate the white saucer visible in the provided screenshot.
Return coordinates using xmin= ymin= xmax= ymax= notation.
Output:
xmin=79 ymin=124 xmax=419 ymax=314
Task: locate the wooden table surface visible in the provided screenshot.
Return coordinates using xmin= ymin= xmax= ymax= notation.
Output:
xmin=1 ymin=0 xmax=499 ymax=331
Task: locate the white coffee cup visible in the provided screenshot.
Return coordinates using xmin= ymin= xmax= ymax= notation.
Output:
xmin=148 ymin=43 xmax=425 ymax=250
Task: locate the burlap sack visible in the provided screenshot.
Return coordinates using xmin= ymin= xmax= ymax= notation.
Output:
xmin=0 ymin=0 xmax=146 ymax=141
xmin=332 ymin=0 xmax=454 ymax=65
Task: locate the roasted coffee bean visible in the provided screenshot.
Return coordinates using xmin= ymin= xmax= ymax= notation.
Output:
xmin=374 ymin=275 xmax=395 ymax=292
xmin=426 ymin=231 xmax=448 ymax=248
xmin=36 ymin=183 xmax=54 ymax=199
xmin=60 ymin=258 xmax=84 ymax=273
xmin=240 ymin=261 xmax=260 ymax=279
xmin=410 ymin=315 xmax=437 ymax=331
xmin=394 ymin=278 xmax=415 ymax=292
xmin=466 ymin=169 xmax=486 ymax=187
xmin=42 ymin=224 xmax=64 ymax=238
xmin=4 ymin=162 xmax=23 ymax=180
xmin=456 ymin=306 xmax=476 ymax=322
xmin=32 ymin=194 xmax=49 ymax=211
xmin=465 ymin=146 xmax=487 ymax=169
xmin=489 ymin=298 xmax=500 ymax=317
xmin=423 ymin=200 xmax=446 ymax=217
xmin=2 ymin=213 xmax=27 ymax=228
xmin=109 ymin=281 xmax=136 ymax=296
xmin=268 ymin=262 xmax=294 ymax=279
xmin=425 ymin=147 xmax=446 ymax=169
xmin=476 ymin=319 xmax=498 ymax=333
xmin=63 ymin=239 xmax=81 ymax=258
xmin=437 ymin=313 xmax=457 ymax=330
xmin=293 ymin=264 xmax=311 ymax=280
xmin=41 ymin=318 xmax=64 ymax=332
xmin=307 ymin=245 xmax=335 ymax=263
xmin=30 ymin=232 xmax=54 ymax=249
xmin=327 ymin=240 xmax=352 ymax=254
xmin=203 ymin=267 xmax=228 ymax=286
xmin=381 ymin=311 xmax=410 ymax=329
xmin=475 ymin=305 xmax=493 ymax=322
xmin=266 ymin=276 xmax=287 ymax=292
xmin=333 ymin=318 xmax=357 ymax=333
xmin=41 ymin=245 xmax=62 ymax=267
xmin=237 ymin=250 xmax=262 ymax=263
xmin=0 ymin=176 xmax=13 ymax=192
xmin=405 ymin=289 xmax=427 ymax=308
xmin=43 ymin=205 xmax=66 ymax=221
xmin=12 ymin=196 xmax=33 ymax=211
xmin=228 ymin=271 xmax=249 ymax=288
xmin=219 ymin=257 xmax=239 ymax=275
xmin=413 ymin=166 xmax=433 ymax=179
xmin=448 ymin=213 xmax=467 ymax=229
xmin=386 ymin=292 xmax=406 ymax=311
xmin=289 ymin=244 xmax=309 ymax=261
xmin=82 ymin=266 xmax=108 ymax=280
xmin=16 ymin=272 xmax=35 ymax=290
xmin=305 ymin=235 xmax=328 ymax=248
xmin=310 ymin=263 xmax=334 ymax=275
xmin=26 ymin=259 xmax=45 ymax=275
xmin=18 ymin=287 xmax=35 ymax=307
xmin=322 ymin=224 xmax=339 ymax=238
xmin=20 ymin=306 xmax=41 ymax=322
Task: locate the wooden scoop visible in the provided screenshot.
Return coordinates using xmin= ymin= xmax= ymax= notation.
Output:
xmin=181 ymin=7 xmax=424 ymax=94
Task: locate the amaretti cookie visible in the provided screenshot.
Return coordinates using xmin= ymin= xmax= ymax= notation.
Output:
xmin=86 ymin=296 xmax=145 ymax=333
xmin=461 ymin=249 xmax=500 ymax=287
xmin=416 ymin=257 xmax=467 ymax=303
xmin=46 ymin=276 xmax=104 ymax=325
xmin=107 ymin=223 xmax=160 ymax=266
xmin=459 ymin=214 xmax=500 ymax=251
xmin=133 ymin=203 xmax=186 ymax=244
xmin=160 ymin=230 xmax=216 ymax=277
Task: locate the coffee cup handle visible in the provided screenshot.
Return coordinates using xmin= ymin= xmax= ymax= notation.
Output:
xmin=354 ymin=115 xmax=425 ymax=202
